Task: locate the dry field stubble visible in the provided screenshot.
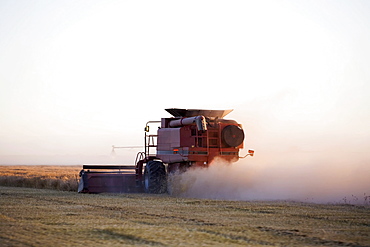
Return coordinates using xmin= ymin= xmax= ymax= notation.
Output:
xmin=0 ymin=187 xmax=369 ymax=246
xmin=0 ymin=166 xmax=370 ymax=246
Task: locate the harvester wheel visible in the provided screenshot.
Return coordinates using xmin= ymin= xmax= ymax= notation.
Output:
xmin=144 ymin=160 xmax=167 ymax=194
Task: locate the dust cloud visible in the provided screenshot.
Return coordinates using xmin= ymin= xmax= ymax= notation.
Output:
xmin=170 ymin=94 xmax=369 ymax=204
xmin=169 ymin=154 xmax=370 ymax=204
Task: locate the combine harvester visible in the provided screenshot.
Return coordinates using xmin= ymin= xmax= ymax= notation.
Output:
xmin=78 ymin=108 xmax=254 ymax=193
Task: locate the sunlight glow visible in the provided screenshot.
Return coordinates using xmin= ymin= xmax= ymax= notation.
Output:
xmin=0 ymin=0 xmax=369 ymax=164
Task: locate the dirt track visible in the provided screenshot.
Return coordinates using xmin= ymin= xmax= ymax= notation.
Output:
xmin=0 ymin=186 xmax=369 ymax=246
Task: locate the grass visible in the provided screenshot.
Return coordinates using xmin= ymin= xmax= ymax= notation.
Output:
xmin=0 ymin=165 xmax=80 ymax=191
xmin=0 ymin=186 xmax=369 ymax=246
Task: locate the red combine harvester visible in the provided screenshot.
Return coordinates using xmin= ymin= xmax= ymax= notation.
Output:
xmin=78 ymin=108 xmax=254 ymax=193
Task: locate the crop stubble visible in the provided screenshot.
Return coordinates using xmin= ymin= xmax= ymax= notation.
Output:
xmin=0 ymin=166 xmax=369 ymax=246
xmin=0 ymin=186 xmax=369 ymax=246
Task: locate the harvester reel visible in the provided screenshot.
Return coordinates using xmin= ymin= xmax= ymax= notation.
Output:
xmin=144 ymin=160 xmax=167 ymax=194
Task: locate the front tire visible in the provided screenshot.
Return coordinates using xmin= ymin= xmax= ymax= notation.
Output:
xmin=144 ymin=160 xmax=167 ymax=193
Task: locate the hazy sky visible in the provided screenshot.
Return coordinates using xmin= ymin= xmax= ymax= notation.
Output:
xmin=1 ymin=0 xmax=369 ymax=166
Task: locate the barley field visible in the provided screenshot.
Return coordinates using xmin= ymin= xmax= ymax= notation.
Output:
xmin=0 ymin=165 xmax=80 ymax=191
xmin=0 ymin=166 xmax=369 ymax=246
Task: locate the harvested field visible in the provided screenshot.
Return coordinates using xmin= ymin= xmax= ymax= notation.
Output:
xmin=0 ymin=166 xmax=369 ymax=246
xmin=1 ymin=186 xmax=370 ymax=246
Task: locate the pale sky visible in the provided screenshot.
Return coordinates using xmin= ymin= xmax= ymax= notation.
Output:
xmin=1 ymin=0 xmax=370 ymax=166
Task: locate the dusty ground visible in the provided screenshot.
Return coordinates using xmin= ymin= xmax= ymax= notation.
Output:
xmin=0 ymin=186 xmax=369 ymax=246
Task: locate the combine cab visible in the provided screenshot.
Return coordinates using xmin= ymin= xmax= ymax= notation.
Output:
xmin=78 ymin=108 xmax=253 ymax=193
